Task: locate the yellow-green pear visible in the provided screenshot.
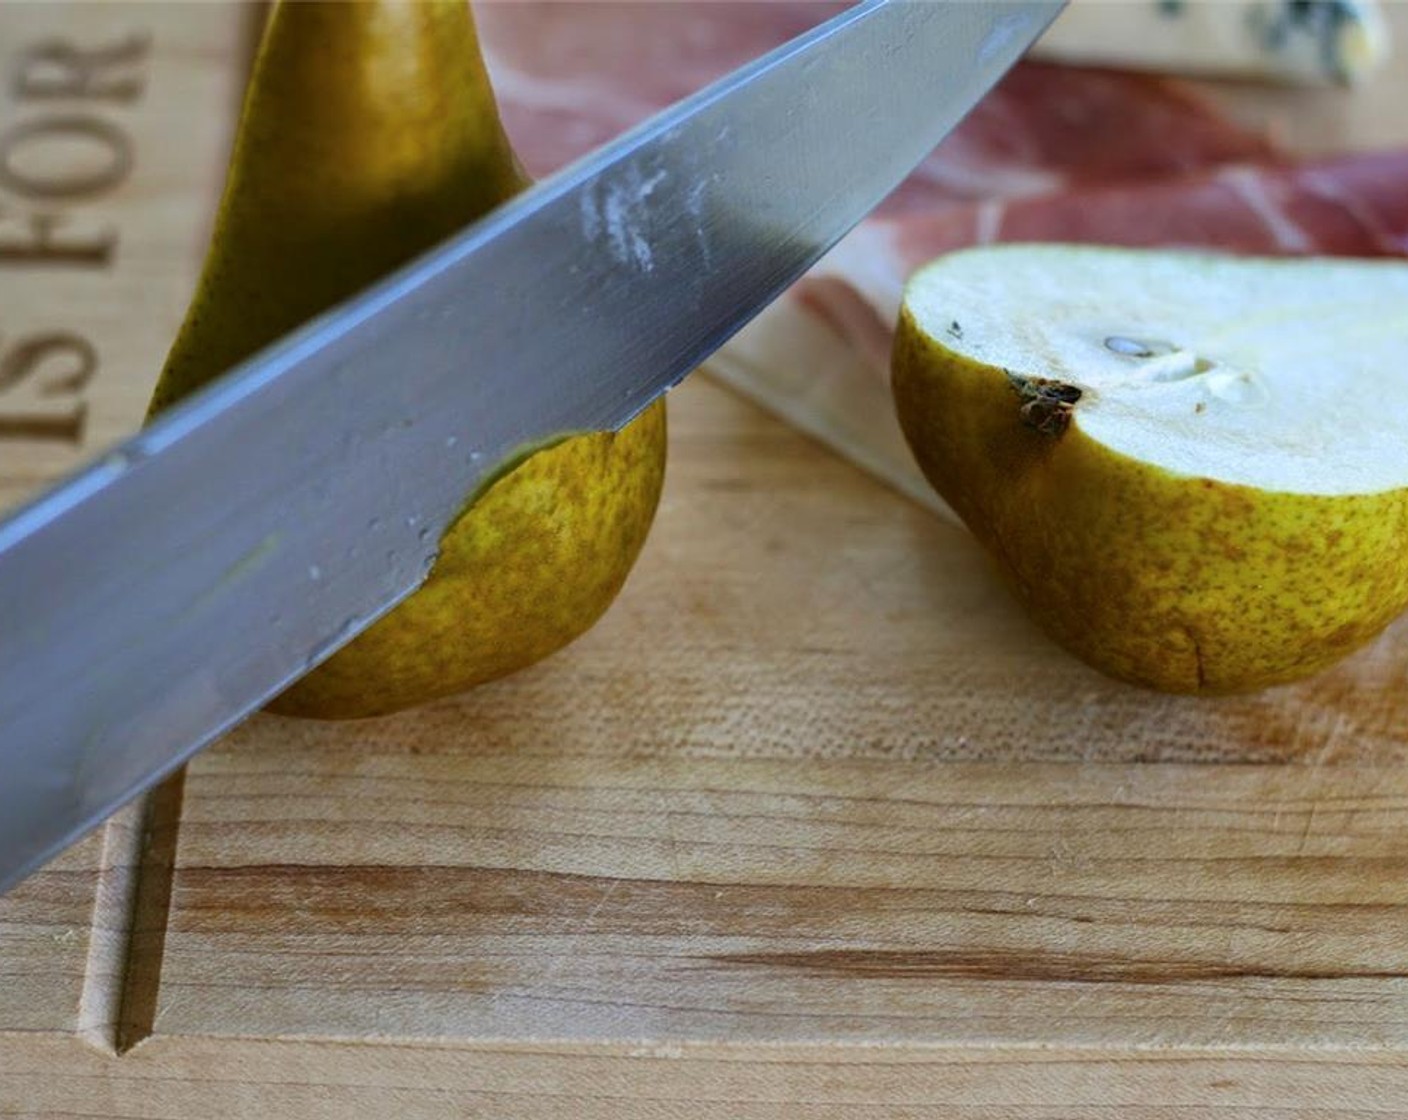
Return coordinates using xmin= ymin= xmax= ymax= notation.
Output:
xmin=148 ymin=0 xmax=666 ymax=719
xmin=892 ymin=244 xmax=1408 ymax=694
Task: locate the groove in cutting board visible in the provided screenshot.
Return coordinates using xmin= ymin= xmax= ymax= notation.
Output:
xmin=119 ymin=773 xmax=185 ymax=1055
xmin=74 ymin=802 xmax=143 ymax=1053
xmin=74 ymin=773 xmax=185 ymax=1055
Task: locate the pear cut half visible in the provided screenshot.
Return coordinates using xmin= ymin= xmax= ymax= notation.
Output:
xmin=892 ymin=244 xmax=1408 ymax=694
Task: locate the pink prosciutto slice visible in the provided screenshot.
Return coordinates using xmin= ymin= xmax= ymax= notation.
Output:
xmin=475 ymin=2 xmax=1278 ymax=213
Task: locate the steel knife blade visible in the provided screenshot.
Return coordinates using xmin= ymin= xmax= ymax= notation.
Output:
xmin=0 ymin=0 xmax=1063 ymax=892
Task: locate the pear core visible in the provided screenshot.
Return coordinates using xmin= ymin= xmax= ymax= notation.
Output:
xmin=904 ymin=245 xmax=1408 ymax=495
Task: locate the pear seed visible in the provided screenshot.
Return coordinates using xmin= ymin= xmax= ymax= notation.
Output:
xmin=1104 ymin=336 xmax=1175 ymax=358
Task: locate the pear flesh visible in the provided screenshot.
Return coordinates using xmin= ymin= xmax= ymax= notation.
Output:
xmin=147 ymin=0 xmax=666 ymax=719
xmin=892 ymin=244 xmax=1408 ymax=694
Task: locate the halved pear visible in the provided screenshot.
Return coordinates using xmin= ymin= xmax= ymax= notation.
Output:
xmin=892 ymin=244 xmax=1408 ymax=694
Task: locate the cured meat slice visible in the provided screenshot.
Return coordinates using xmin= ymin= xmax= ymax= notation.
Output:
xmin=475 ymin=3 xmax=1278 ymax=214
xmin=880 ymin=62 xmax=1279 ymax=214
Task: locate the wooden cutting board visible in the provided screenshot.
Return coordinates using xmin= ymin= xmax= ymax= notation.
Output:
xmin=3 ymin=4 xmax=1408 ymax=1115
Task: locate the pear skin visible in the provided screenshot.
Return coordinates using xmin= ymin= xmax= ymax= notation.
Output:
xmin=148 ymin=0 xmax=666 ymax=719
xmin=892 ymin=245 xmax=1408 ymax=694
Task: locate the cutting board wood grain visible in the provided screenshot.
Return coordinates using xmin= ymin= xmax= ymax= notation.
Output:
xmin=3 ymin=3 xmax=1408 ymax=1116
